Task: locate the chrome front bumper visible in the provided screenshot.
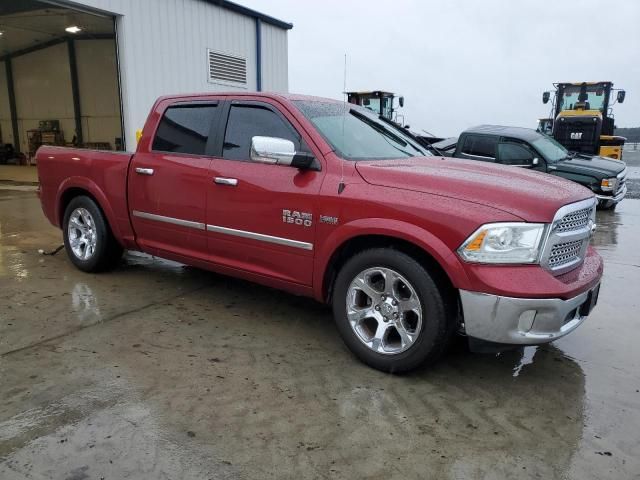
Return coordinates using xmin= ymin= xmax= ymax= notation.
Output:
xmin=460 ymin=283 xmax=600 ymax=345
xmin=596 ymin=183 xmax=627 ymax=203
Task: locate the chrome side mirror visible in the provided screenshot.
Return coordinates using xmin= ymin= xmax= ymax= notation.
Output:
xmin=250 ymin=136 xmax=317 ymax=169
xmin=250 ymin=136 xmax=296 ymax=166
xmin=533 ymin=157 xmax=540 ymax=166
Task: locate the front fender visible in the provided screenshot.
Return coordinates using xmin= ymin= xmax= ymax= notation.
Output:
xmin=312 ymin=218 xmax=471 ymax=301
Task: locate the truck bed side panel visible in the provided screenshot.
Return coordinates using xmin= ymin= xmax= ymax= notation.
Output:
xmin=36 ymin=146 xmax=136 ymax=248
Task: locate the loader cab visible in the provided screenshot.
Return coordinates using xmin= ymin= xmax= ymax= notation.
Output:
xmin=346 ymin=91 xmax=402 ymax=123
xmin=542 ymin=81 xmax=627 ymax=160
xmin=556 ymin=82 xmax=610 ymax=116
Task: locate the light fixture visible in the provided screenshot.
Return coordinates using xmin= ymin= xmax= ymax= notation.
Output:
xmin=65 ymin=25 xmax=82 ymax=34
xmin=0 ymin=31 xmax=4 ymax=37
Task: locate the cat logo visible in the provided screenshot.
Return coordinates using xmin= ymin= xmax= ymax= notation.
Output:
xmin=282 ymin=209 xmax=312 ymax=227
xmin=570 ymin=132 xmax=583 ymax=140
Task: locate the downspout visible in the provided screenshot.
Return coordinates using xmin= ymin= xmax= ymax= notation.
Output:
xmin=255 ymin=18 xmax=262 ymax=91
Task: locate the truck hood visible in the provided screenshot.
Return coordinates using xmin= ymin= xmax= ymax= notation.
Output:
xmin=552 ymin=154 xmax=626 ymax=178
xmin=355 ymin=156 xmax=593 ymax=222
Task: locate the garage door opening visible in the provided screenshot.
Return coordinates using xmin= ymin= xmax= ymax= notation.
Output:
xmin=0 ymin=0 xmax=123 ymax=180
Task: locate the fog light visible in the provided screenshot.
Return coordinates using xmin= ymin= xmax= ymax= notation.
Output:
xmin=518 ymin=310 xmax=536 ymax=332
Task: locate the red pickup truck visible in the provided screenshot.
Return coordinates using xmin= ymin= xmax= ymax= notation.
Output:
xmin=36 ymin=93 xmax=603 ymax=372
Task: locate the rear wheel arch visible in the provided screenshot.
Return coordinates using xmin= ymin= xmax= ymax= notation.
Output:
xmin=58 ymin=186 xmax=123 ymax=246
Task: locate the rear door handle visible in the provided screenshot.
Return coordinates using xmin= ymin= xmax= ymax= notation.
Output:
xmin=135 ymin=167 xmax=154 ymax=176
xmin=214 ymin=177 xmax=238 ymax=186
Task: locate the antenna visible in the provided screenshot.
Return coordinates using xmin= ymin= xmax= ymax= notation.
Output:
xmin=338 ymin=53 xmax=347 ymax=194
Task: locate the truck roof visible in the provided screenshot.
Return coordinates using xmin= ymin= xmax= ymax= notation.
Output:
xmin=463 ymin=124 xmax=542 ymax=142
xmin=155 ymin=92 xmax=342 ymax=104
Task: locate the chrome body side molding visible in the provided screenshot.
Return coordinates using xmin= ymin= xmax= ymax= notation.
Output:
xmin=132 ymin=210 xmax=205 ymax=230
xmin=131 ymin=210 xmax=313 ymax=251
xmin=206 ymin=224 xmax=313 ymax=251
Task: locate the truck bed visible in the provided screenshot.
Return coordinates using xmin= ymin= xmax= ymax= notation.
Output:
xmin=36 ymin=146 xmax=136 ymax=248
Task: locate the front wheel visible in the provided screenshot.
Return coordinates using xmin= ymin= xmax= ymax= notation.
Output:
xmin=63 ymin=196 xmax=123 ymax=272
xmin=597 ymin=199 xmax=617 ymax=210
xmin=332 ymin=248 xmax=453 ymax=373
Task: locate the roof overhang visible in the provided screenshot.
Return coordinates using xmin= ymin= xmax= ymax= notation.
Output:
xmin=204 ymin=0 xmax=293 ymax=29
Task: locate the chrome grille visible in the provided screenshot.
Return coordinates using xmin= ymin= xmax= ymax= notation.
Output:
xmin=555 ymin=207 xmax=592 ymax=232
xmin=541 ymin=198 xmax=596 ymax=276
xmin=616 ymin=168 xmax=627 ymax=194
xmin=548 ymin=240 xmax=583 ymax=268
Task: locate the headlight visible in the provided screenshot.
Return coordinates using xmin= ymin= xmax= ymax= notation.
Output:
xmin=458 ymin=223 xmax=547 ymax=264
xmin=600 ymin=178 xmax=617 ymax=191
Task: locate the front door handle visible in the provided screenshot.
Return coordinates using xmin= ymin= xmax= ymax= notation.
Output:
xmin=214 ymin=177 xmax=238 ymax=186
xmin=135 ymin=167 xmax=154 ymax=176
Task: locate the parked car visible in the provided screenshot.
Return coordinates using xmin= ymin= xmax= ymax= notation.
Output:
xmin=36 ymin=93 xmax=603 ymax=373
xmin=443 ymin=125 xmax=627 ymax=209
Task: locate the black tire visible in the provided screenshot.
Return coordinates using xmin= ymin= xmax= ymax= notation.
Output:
xmin=62 ymin=195 xmax=123 ymax=272
xmin=598 ymin=200 xmax=617 ymax=211
xmin=332 ymin=248 xmax=453 ymax=373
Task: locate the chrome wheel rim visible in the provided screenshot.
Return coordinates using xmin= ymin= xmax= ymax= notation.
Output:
xmin=346 ymin=267 xmax=423 ymax=355
xmin=67 ymin=208 xmax=97 ymax=260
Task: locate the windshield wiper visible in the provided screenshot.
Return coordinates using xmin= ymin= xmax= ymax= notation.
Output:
xmin=350 ymin=111 xmax=409 ymax=146
xmin=375 ymin=115 xmax=436 ymax=155
xmin=348 ymin=110 xmax=419 ymax=157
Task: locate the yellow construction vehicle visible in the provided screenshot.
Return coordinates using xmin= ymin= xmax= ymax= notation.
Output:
xmin=346 ymin=91 xmax=404 ymax=124
xmin=540 ymin=81 xmax=627 ymax=160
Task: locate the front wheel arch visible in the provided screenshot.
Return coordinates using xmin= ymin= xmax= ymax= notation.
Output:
xmin=321 ymin=234 xmax=461 ymax=326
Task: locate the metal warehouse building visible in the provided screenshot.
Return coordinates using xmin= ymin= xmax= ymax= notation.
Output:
xmin=0 ymin=0 xmax=291 ymax=158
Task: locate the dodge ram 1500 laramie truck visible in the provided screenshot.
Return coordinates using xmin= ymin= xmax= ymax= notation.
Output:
xmin=36 ymin=93 xmax=603 ymax=373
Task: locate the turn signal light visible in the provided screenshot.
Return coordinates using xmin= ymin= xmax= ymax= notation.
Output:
xmin=465 ymin=230 xmax=487 ymax=251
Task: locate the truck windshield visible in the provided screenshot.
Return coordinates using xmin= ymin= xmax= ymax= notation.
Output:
xmin=531 ymin=134 xmax=568 ymax=163
xmin=293 ymin=100 xmax=429 ymax=160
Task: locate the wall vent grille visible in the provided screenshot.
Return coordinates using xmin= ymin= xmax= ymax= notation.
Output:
xmin=208 ymin=50 xmax=247 ymax=85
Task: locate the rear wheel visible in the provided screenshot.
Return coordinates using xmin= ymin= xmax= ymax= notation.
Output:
xmin=63 ymin=196 xmax=123 ymax=272
xmin=332 ymin=248 xmax=452 ymax=373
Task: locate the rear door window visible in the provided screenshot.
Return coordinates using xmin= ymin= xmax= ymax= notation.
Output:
xmin=222 ymin=104 xmax=302 ymax=161
xmin=460 ymin=135 xmax=497 ymax=160
xmin=152 ymin=104 xmax=218 ymax=155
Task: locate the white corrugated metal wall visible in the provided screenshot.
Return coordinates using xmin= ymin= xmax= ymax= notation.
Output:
xmin=57 ymin=0 xmax=290 ymax=150
xmin=260 ymin=22 xmax=288 ymax=93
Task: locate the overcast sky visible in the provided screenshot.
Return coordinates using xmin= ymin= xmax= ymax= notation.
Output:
xmin=243 ymin=0 xmax=640 ymax=136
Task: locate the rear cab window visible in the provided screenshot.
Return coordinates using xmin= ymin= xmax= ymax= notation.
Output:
xmin=152 ymin=103 xmax=218 ymax=155
xmin=460 ymin=135 xmax=498 ymax=161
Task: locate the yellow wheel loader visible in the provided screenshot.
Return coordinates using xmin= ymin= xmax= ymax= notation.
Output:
xmin=539 ymin=82 xmax=627 ymax=160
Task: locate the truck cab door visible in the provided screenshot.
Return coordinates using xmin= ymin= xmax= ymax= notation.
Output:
xmin=456 ymin=135 xmax=498 ymax=163
xmin=128 ymin=101 xmax=221 ymax=259
xmin=496 ymin=139 xmax=546 ymax=172
xmin=205 ymin=99 xmax=324 ymax=286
